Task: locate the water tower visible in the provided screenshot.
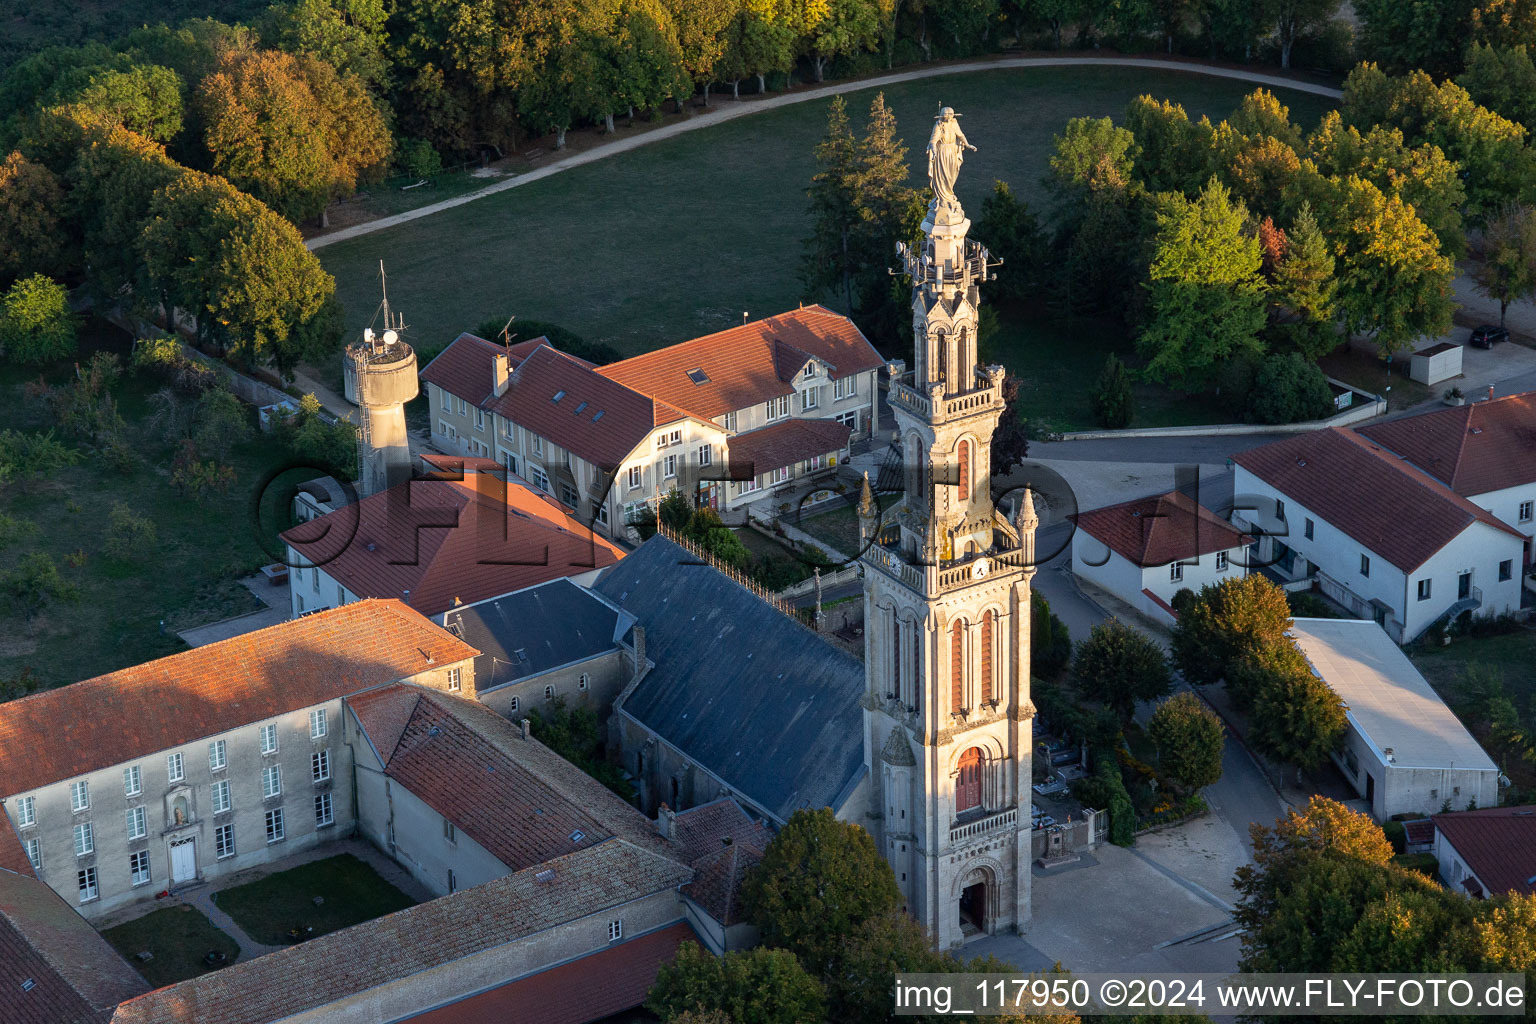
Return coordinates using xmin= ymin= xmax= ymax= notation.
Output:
xmin=343 ymin=276 xmax=418 ymax=498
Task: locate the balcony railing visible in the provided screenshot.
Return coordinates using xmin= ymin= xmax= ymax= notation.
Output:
xmin=949 ymin=807 xmax=1017 ymax=845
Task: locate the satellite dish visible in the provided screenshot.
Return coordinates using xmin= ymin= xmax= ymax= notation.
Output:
xmin=382 ymin=330 xmax=399 ymax=345
xmin=362 ymin=327 xmax=375 ymax=343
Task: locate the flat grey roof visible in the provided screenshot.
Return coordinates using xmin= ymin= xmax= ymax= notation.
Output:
xmin=1288 ymin=618 xmax=1496 ymax=772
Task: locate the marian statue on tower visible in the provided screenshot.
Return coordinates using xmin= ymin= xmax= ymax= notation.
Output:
xmin=926 ymin=105 xmax=976 ymax=211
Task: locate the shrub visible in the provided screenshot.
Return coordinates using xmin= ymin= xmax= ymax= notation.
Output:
xmin=0 ymin=429 xmax=78 ymax=487
xmin=191 ymin=388 xmax=251 ymax=461
xmin=4 ymin=551 xmax=80 ymax=608
xmin=1287 ymin=591 xmax=1340 ymax=618
xmin=104 ymin=503 xmax=158 ymax=561
xmin=1090 ymin=353 xmax=1134 ymax=428
xmin=0 ymin=513 xmax=37 ymax=548
xmin=1246 ymin=352 xmax=1335 ymax=424
xmin=1381 ymin=819 xmax=1407 ymax=854
xmin=393 ymin=137 xmax=442 ymax=179
xmin=0 ymin=274 xmax=77 ymax=364
xmin=170 ymin=439 xmax=236 ymax=501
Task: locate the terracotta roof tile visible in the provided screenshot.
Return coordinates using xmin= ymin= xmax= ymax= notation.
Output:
xmin=403 ymin=921 xmax=697 ymax=1024
xmin=726 ymin=417 xmax=851 ymax=476
xmin=0 ymin=816 xmax=34 ymax=878
xmin=1074 ymin=490 xmax=1249 ymax=567
xmin=0 ymin=871 xmax=148 ymax=1024
xmin=0 ymin=601 xmax=478 ymax=799
xmin=280 ymin=468 xmax=624 ymax=618
xmin=671 ymin=798 xmax=772 ymax=863
xmin=109 ymin=841 xmax=693 ymax=1024
xmin=1232 ymin=428 xmax=1525 ymax=571
xmin=1430 ymin=806 xmax=1536 ymax=896
xmin=598 ymin=306 xmax=883 ymax=420
xmin=345 ymin=684 xmax=422 ymax=763
xmin=1357 ymin=391 xmax=1536 ymax=497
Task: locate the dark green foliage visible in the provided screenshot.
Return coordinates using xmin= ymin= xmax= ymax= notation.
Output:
xmin=1169 ymin=587 xmax=1196 ymax=616
xmin=1245 ymin=352 xmax=1334 ymax=424
xmin=1031 ymin=591 xmax=1072 ymax=679
xmin=1090 ymin=353 xmax=1134 ymax=429
xmin=742 ymin=807 xmax=902 ymax=976
xmin=0 ymin=428 xmax=79 ymax=486
xmin=1459 ymin=43 xmax=1536 ymax=133
xmin=529 ymin=697 xmax=636 ymax=802
xmin=1147 ymin=692 xmax=1224 ymax=792
xmin=1074 ymin=618 xmax=1172 ymax=722
xmin=647 ymin=942 xmax=826 ymax=1024
xmin=467 ymin=317 xmax=620 ymax=366
xmin=1248 ymin=651 xmax=1347 ymax=772
xmin=103 ymin=503 xmax=158 ymax=561
xmin=0 ymin=274 xmax=77 ymax=365
xmin=270 ymin=393 xmax=356 ymax=479
xmin=190 ymin=387 xmax=250 ymax=460
xmin=975 ymin=179 xmax=1046 ymax=302
xmin=1285 ymin=591 xmax=1340 ymax=619
xmin=4 ymin=551 xmax=81 ymax=608
xmin=1170 ymin=574 xmax=1293 ymax=687
xmin=991 ymin=375 xmax=1030 ymax=473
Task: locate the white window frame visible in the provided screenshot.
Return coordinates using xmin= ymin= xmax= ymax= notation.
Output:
xmin=265 ymin=808 xmax=285 ymax=844
xmin=579 ymin=673 xmax=590 ymax=691
xmin=509 ymin=696 xmax=520 ymax=713
xmin=209 ymin=740 xmax=227 ymax=773
xmin=627 ymin=466 xmax=643 ymax=490
xmin=457 ymin=397 xmax=467 ymax=415
xmin=443 ymin=818 xmax=456 ymax=844
xmin=608 ymin=919 xmax=623 ymax=941
xmin=697 ymin=444 xmax=712 ymax=467
xmin=801 ymin=386 xmax=818 ymax=410
xmin=262 ymin=765 xmax=282 ymax=799
xmin=532 ymin=434 xmax=543 ymax=456
xmin=78 ymin=866 xmax=98 ymax=903
xmin=215 ymin=824 xmax=235 ymax=859
xmin=833 ymin=376 xmax=855 ymax=400
xmin=544 ymin=684 xmax=556 ymax=701
xmin=73 ymin=822 xmax=93 ymax=857
xmin=766 ymin=395 xmax=789 ymax=420
xmin=167 ymin=752 xmax=184 ymax=784
xmin=130 ymin=850 xmax=151 ymax=886
xmin=502 ymin=417 xmax=516 ymax=441
xmin=126 ymin=805 xmax=147 ymax=840
xmin=532 ymin=466 xmax=551 ymax=493
xmin=124 ymin=766 xmax=142 ymax=797
xmin=770 ymin=466 xmax=790 ymax=486
xmin=260 ymin=723 xmax=278 ymax=755
xmin=595 ymin=501 xmax=609 ymax=526
xmin=24 ymin=837 xmax=40 ymax=870
xmin=70 ymin=780 xmax=89 ymax=812
xmin=738 ymin=476 xmax=761 ymax=496
xmin=440 ymin=388 xmax=450 ymax=412
xmin=312 ymin=749 xmax=330 ymax=783
xmin=447 ymin=667 xmax=462 ymax=692
xmin=836 ymin=409 xmax=858 ymax=430
xmin=315 ymin=792 xmax=334 ymax=827
xmin=310 ymin=709 xmax=328 ymax=739
xmin=503 ymin=450 xmax=520 ymax=477
xmin=474 ymin=407 xmax=486 ymax=431
xmin=1170 ymin=562 xmax=1184 ymax=583
xmin=1521 ymin=500 xmax=1534 ymax=523
xmin=15 ymin=795 xmax=35 ymax=829
xmin=723 ymin=411 xmax=738 ymax=432
xmin=662 ymin=454 xmax=677 ymax=479
xmin=212 ymin=780 xmax=232 ymax=815
xmin=1215 ymin=550 xmax=1229 ymax=572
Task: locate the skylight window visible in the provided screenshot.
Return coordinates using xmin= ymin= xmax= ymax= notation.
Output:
xmin=592 ymin=410 xmax=605 ymax=422
xmin=552 ymin=390 xmax=566 ymax=402
xmin=570 ymin=830 xmax=586 ymax=843
xmin=574 ymin=401 xmax=588 ymax=414
xmin=687 ymin=367 xmax=709 ymax=385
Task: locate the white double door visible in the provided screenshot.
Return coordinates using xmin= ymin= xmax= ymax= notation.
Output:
xmin=170 ymin=837 xmax=197 ymax=883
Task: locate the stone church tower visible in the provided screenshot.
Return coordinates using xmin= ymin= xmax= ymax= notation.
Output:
xmin=859 ymin=108 xmax=1037 ymax=949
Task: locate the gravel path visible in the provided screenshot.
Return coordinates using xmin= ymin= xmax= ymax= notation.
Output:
xmin=306 ymin=57 xmax=1342 ymax=251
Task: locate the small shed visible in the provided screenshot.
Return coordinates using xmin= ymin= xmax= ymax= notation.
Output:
xmin=1409 ymin=342 xmax=1462 ymax=385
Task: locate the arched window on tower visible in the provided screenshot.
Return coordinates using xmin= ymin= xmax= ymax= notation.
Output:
xmin=980 ymin=610 xmax=994 ymax=705
xmin=956 ymin=440 xmax=970 ymax=504
xmin=956 ymin=747 xmax=982 ymax=813
xmin=891 ymin=610 xmax=902 ymax=700
xmin=950 ymin=619 xmax=965 ymax=713
xmin=936 ymin=332 xmax=948 ymax=383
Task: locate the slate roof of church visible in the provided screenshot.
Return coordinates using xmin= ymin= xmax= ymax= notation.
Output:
xmin=109 ymin=840 xmax=692 ymax=1024
xmin=441 ymin=578 xmax=632 ymax=690
xmin=0 ymin=871 xmax=148 ymax=1024
xmin=0 ymin=601 xmax=477 ymax=798
xmin=594 ymin=536 xmax=866 ymax=824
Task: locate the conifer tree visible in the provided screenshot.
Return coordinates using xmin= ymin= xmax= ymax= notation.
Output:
xmin=1269 ymin=202 xmax=1339 ymax=358
xmin=801 ymin=96 xmax=859 ymax=310
xmin=1090 ymin=353 xmax=1134 ymax=428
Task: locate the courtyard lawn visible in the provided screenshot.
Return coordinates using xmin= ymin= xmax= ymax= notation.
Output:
xmin=0 ymin=319 xmax=322 ymax=687
xmin=319 ymin=65 xmax=1334 ymax=362
xmin=213 ymin=854 xmax=417 ymax=945
xmin=797 ymin=502 xmax=868 ymax=559
xmin=1319 ymin=346 xmax=1431 ymax=413
xmin=101 ymin=904 xmax=240 ymax=989
xmin=1409 ymin=628 xmax=1536 ymax=791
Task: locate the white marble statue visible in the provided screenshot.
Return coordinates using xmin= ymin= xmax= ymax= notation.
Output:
xmin=926 ymin=106 xmax=976 ymax=209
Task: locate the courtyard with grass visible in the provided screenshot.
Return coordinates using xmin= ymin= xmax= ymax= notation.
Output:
xmin=0 ymin=319 xmax=328 ymax=687
xmin=212 ymin=854 xmax=418 ymax=945
xmin=319 ymin=65 xmax=1334 ymax=433
xmin=101 ymin=904 xmax=240 ymax=989
xmin=1409 ymin=626 xmax=1536 ymax=794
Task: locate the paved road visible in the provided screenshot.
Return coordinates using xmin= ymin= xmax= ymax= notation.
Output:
xmin=307 ymin=57 xmax=1340 ymax=251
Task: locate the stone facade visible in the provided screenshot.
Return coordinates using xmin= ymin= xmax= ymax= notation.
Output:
xmin=860 ymin=187 xmax=1037 ymax=949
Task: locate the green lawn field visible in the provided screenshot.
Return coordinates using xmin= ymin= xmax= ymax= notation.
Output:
xmin=319 ymin=65 xmax=1335 ymax=367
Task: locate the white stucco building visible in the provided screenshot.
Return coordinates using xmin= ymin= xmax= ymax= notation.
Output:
xmin=1232 ymin=428 xmax=1526 ymax=643
xmin=1288 ymin=618 xmax=1500 ymax=819
xmin=1072 ymin=489 xmax=1250 ymax=624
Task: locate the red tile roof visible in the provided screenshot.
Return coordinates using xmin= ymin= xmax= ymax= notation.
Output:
xmin=402 ymin=922 xmax=697 ymax=1024
xmin=345 ymin=684 xmax=421 ymax=763
xmin=670 ymin=800 xmax=770 ymax=927
xmin=1431 ymin=806 xmax=1536 ymax=896
xmin=0 ymin=601 xmax=477 ymax=799
xmin=281 ymin=468 xmax=624 ymax=618
xmin=421 ymin=337 xmax=690 ymax=469
xmin=1232 ymin=428 xmax=1526 ymax=571
xmin=725 ymin=417 xmax=851 ymax=476
xmin=598 ymin=306 xmax=884 ymax=420
xmin=1356 ymin=391 xmax=1536 ymax=497
xmin=671 ymin=798 xmax=772 ymax=863
xmin=0 ymin=817 xmax=34 ymax=878
xmin=0 ymin=871 xmax=148 ymax=1024
xmin=1074 ymin=490 xmax=1249 ymax=567
xmin=110 ymin=841 xmax=693 ymax=1024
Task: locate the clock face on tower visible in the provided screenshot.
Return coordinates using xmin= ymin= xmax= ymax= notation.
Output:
xmin=971 ymin=557 xmax=990 ymax=580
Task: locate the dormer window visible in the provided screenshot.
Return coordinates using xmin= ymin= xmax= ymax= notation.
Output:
xmin=803 ymin=363 xmax=816 ymax=379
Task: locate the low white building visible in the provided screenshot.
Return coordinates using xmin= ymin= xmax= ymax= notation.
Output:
xmin=1232 ymin=428 xmax=1526 ymax=643
xmin=1431 ymin=806 xmax=1536 ymax=898
xmin=1288 ymin=618 xmax=1500 ymax=819
xmin=1072 ymin=489 xmax=1250 ymax=625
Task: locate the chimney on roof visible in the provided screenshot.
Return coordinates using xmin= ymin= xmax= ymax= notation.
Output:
xmin=492 ymin=351 xmax=510 ymax=398
xmin=656 ymin=803 xmax=676 ymax=840
xmin=402 ymin=589 xmax=411 ymax=606
xmin=632 ymin=625 xmax=646 ymax=683
xmin=1488 ymin=384 xmax=1495 ymax=402
xmin=520 ymin=718 xmax=531 ymax=740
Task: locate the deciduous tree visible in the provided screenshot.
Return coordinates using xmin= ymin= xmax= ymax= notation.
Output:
xmin=1073 ymin=618 xmax=1172 ymax=722
xmin=1170 ymin=574 xmax=1292 ymax=687
xmin=1048 ymin=116 xmax=1136 ymax=195
xmin=802 ymin=0 xmax=881 ymax=82
xmin=259 ymin=0 xmax=392 ymax=92
xmin=741 ymin=807 xmax=902 ymax=976
xmin=0 ymin=274 xmax=77 ymax=365
xmin=1273 ymin=0 xmax=1340 ymax=69
xmin=1470 ymin=202 xmax=1536 ymax=329
xmin=1148 ymin=692 xmax=1224 ymax=792
xmin=1248 ymin=654 xmax=1346 ymax=772
xmin=0 ymin=152 xmax=65 ymax=283
xmin=1124 ymin=95 xmax=1217 ymax=198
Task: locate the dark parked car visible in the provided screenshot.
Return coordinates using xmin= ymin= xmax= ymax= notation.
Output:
xmin=1469 ymin=325 xmax=1510 ymax=348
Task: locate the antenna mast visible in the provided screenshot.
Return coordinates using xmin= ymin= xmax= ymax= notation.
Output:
xmin=378 ymin=260 xmax=406 ymax=335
